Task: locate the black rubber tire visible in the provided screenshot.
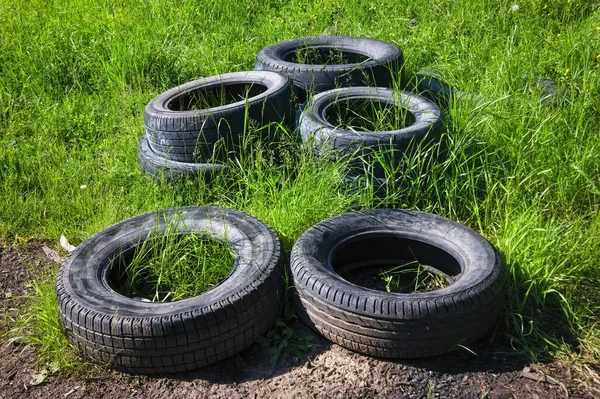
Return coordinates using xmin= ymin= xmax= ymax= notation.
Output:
xmin=415 ymin=70 xmax=457 ymax=99
xmin=145 ymin=139 xmax=225 ymax=164
xmin=144 ymin=71 xmax=292 ymax=162
xmin=414 ymin=70 xmax=484 ymax=105
xmin=299 ymin=87 xmax=445 ymax=178
xmin=290 ymin=209 xmax=506 ymax=358
xmin=255 ymin=36 xmax=403 ymax=101
xmin=56 ymin=206 xmax=286 ymax=374
xmin=137 ymin=134 xmax=226 ymax=181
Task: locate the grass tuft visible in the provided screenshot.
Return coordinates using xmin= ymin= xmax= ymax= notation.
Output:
xmin=4 ymin=268 xmax=84 ymax=372
xmin=108 ymin=224 xmax=236 ymax=302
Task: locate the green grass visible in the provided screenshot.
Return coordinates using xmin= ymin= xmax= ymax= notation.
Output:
xmin=326 ymin=97 xmax=415 ymax=132
xmin=170 ymin=82 xmax=268 ymax=111
xmin=4 ymin=268 xmax=85 ymax=372
xmin=287 ymin=46 xmax=369 ymax=65
xmin=0 ymin=0 xmax=599 ymax=377
xmin=380 ymin=262 xmax=450 ymax=294
xmin=108 ymin=225 xmax=236 ymax=302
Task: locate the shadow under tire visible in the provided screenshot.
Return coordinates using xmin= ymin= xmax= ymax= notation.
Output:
xmin=290 ymin=209 xmax=506 ymax=358
xmin=56 ymin=206 xmax=286 ymax=374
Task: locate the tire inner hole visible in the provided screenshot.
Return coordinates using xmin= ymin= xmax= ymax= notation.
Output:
xmin=106 ymin=233 xmax=235 ymax=302
xmin=284 ymin=46 xmax=370 ymax=65
xmin=168 ymin=83 xmax=268 ymax=111
xmin=331 ymin=235 xmax=461 ymax=294
xmin=325 ymin=98 xmax=416 ymax=132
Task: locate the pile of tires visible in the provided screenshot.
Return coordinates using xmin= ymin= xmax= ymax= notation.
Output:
xmin=137 ymin=36 xmax=446 ymax=182
xmin=56 ymin=36 xmax=506 ymax=375
xmin=138 ymin=71 xmax=292 ymax=180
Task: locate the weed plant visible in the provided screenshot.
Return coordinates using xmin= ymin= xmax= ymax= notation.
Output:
xmin=287 ymin=46 xmax=369 ymax=65
xmin=325 ymin=96 xmax=415 ymax=132
xmin=380 ymin=261 xmax=450 ymax=294
xmin=256 ymin=276 xmax=315 ymax=365
xmin=108 ymin=224 xmax=235 ymax=302
xmin=0 ymin=0 xmax=599 ymax=376
xmin=4 ymin=268 xmax=87 ymax=372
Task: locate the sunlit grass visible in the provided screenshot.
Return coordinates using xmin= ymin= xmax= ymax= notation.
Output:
xmin=0 ymin=0 xmax=598 ymax=376
xmin=4 ymin=268 xmax=85 ymax=372
xmin=108 ymin=226 xmax=236 ymax=302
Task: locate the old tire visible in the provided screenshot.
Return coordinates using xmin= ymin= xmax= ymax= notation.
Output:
xmin=56 ymin=206 xmax=286 ymax=374
xmin=137 ymin=134 xmax=226 ymax=181
xmin=415 ymin=70 xmax=457 ymax=102
xmin=255 ymin=36 xmax=403 ymax=101
xmin=415 ymin=70 xmax=484 ymax=106
xmin=145 ymin=139 xmax=226 ymax=164
xmin=299 ymin=87 xmax=445 ymax=178
xmin=290 ymin=209 xmax=506 ymax=358
xmin=144 ymin=71 xmax=292 ymax=162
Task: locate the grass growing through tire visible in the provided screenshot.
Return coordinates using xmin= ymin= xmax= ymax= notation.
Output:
xmin=287 ymin=46 xmax=369 ymax=65
xmin=325 ymin=96 xmax=416 ymax=133
xmin=108 ymin=225 xmax=235 ymax=302
xmin=0 ymin=0 xmax=599 ymax=383
xmin=380 ymin=261 xmax=450 ymax=294
xmin=170 ymin=83 xmax=267 ymax=111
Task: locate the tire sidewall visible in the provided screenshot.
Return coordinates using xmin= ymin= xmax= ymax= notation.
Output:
xmin=144 ymin=71 xmax=290 ymax=132
xmin=299 ymin=87 xmax=444 ymax=147
xmin=137 ymin=134 xmax=226 ymax=179
xmin=59 ymin=206 xmax=278 ymax=318
xmin=257 ymin=36 xmax=401 ymax=73
xmin=290 ymin=209 xmax=505 ymax=319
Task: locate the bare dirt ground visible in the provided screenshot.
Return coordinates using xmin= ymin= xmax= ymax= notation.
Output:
xmin=1 ymin=242 xmax=597 ymax=399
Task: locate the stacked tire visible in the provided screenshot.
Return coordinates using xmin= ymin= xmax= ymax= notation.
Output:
xmin=138 ymin=71 xmax=292 ymax=180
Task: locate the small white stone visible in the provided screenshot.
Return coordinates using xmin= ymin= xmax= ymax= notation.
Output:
xmin=80 ymin=184 xmax=87 ymax=190
xmin=511 ymin=4 xmax=520 ymax=11
xmin=132 ymin=297 xmax=152 ymax=302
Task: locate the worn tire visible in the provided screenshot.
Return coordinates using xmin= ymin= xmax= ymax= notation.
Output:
xmin=137 ymin=134 xmax=226 ymax=181
xmin=145 ymin=139 xmax=226 ymax=164
xmin=144 ymin=71 xmax=292 ymax=162
xmin=56 ymin=206 xmax=286 ymax=374
xmin=415 ymin=70 xmax=457 ymax=100
xmin=290 ymin=209 xmax=506 ymax=358
xmin=415 ymin=70 xmax=483 ymax=105
xmin=255 ymin=36 xmax=403 ymax=101
xmin=299 ymin=87 xmax=445 ymax=178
